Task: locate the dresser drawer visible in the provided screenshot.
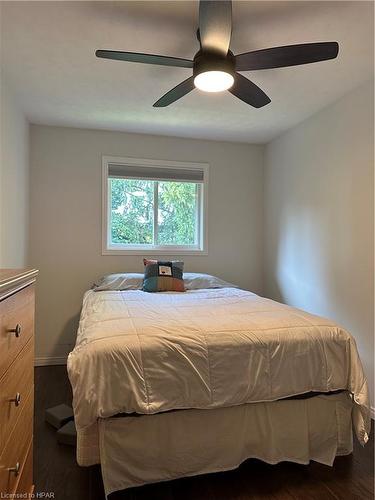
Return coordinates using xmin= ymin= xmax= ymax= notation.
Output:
xmin=0 ymin=339 xmax=34 ymax=453
xmin=15 ymin=441 xmax=33 ymax=496
xmin=0 ymin=390 xmax=33 ymax=494
xmin=0 ymin=284 xmax=35 ymax=378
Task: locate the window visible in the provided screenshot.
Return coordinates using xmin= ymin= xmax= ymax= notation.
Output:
xmin=102 ymin=156 xmax=208 ymax=254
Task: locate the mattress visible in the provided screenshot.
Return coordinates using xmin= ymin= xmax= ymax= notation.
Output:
xmin=67 ymin=287 xmax=370 ymax=444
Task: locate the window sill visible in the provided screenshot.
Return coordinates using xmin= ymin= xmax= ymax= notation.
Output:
xmin=102 ymin=246 xmax=208 ymax=256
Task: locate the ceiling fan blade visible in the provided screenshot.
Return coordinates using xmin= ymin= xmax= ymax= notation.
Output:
xmin=153 ymin=76 xmax=195 ymax=107
xmin=199 ymin=1 xmax=232 ymax=56
xmin=229 ymin=73 xmax=271 ymax=108
xmin=96 ymin=50 xmax=193 ymax=68
xmin=235 ymin=42 xmax=339 ymax=71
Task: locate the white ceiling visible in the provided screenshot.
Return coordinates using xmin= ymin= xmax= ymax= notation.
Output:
xmin=1 ymin=1 xmax=373 ymax=143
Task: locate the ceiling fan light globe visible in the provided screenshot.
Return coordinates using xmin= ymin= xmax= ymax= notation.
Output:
xmin=194 ymin=71 xmax=234 ymax=92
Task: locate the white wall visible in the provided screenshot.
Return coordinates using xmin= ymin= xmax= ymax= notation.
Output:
xmin=0 ymin=76 xmax=29 ymax=267
xmin=29 ymin=125 xmax=264 ymax=362
xmin=264 ymin=80 xmax=374 ymax=407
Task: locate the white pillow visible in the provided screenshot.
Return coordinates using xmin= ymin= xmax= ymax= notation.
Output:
xmin=183 ymin=273 xmax=237 ymax=290
xmin=93 ymin=272 xmax=237 ymax=291
xmin=93 ymin=273 xmax=143 ymax=291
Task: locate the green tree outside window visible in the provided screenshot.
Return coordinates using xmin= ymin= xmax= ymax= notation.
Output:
xmin=110 ymin=178 xmax=198 ymax=246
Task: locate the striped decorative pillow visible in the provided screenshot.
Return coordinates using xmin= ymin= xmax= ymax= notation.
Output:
xmin=142 ymin=259 xmax=185 ymax=292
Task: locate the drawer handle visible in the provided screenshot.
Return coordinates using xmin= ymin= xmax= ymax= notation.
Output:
xmin=8 ymin=462 xmax=20 ymax=476
xmin=10 ymin=392 xmax=21 ymax=406
xmin=9 ymin=324 xmax=21 ymax=338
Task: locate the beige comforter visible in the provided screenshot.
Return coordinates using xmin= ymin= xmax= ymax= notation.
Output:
xmin=67 ymin=288 xmax=370 ymax=444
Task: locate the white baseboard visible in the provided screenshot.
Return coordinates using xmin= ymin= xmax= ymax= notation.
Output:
xmin=35 ymin=356 xmax=67 ymax=366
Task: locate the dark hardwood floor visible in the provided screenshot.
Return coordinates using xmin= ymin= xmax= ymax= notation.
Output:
xmin=34 ymin=366 xmax=374 ymax=500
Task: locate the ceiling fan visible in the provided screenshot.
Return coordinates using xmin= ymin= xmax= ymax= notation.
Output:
xmin=96 ymin=1 xmax=339 ymax=108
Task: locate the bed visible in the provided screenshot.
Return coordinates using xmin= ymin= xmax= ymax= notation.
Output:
xmin=67 ymin=281 xmax=370 ymax=496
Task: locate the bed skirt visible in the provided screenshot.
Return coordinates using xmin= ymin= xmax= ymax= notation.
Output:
xmin=77 ymin=392 xmax=354 ymax=496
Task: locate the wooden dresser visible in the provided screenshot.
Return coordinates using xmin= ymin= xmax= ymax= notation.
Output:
xmin=0 ymin=269 xmax=38 ymax=496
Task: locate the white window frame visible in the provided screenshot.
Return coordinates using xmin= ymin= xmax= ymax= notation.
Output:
xmin=102 ymin=155 xmax=209 ymax=255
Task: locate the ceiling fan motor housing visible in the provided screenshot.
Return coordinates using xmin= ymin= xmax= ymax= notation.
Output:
xmin=193 ymin=50 xmax=235 ymax=79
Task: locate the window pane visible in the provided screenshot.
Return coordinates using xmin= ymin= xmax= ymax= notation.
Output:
xmin=157 ymin=181 xmax=198 ymax=245
xmin=110 ymin=178 xmax=154 ymax=245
